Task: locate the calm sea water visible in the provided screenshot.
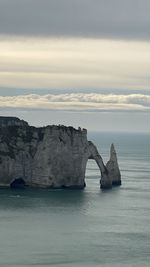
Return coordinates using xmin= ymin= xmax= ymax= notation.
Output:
xmin=0 ymin=132 xmax=150 ymax=267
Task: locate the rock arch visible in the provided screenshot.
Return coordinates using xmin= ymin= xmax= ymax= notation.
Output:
xmin=86 ymin=141 xmax=111 ymax=188
xmin=86 ymin=141 xmax=121 ymax=189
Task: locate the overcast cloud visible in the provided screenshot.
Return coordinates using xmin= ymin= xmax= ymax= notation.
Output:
xmin=0 ymin=0 xmax=150 ymax=40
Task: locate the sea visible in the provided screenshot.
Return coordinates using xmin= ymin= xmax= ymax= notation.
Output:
xmin=0 ymin=132 xmax=150 ymax=267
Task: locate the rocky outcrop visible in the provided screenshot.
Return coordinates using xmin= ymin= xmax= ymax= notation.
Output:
xmin=106 ymin=144 xmax=121 ymax=186
xmin=0 ymin=116 xmax=121 ymax=189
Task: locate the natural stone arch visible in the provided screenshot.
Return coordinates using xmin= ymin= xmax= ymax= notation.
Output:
xmin=86 ymin=141 xmax=112 ymax=189
xmin=84 ymin=141 xmax=121 ymax=188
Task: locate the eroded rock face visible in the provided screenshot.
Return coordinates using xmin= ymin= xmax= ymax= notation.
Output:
xmin=106 ymin=144 xmax=121 ymax=186
xmin=0 ymin=117 xmax=121 ymax=189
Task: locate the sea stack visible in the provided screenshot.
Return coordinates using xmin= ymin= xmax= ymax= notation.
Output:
xmin=106 ymin=144 xmax=121 ymax=186
xmin=0 ymin=117 xmax=121 ymax=189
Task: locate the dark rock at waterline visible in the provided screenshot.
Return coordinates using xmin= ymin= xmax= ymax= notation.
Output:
xmin=10 ymin=178 xmax=26 ymax=189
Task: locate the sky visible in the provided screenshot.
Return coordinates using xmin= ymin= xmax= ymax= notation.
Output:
xmin=0 ymin=0 xmax=150 ymax=132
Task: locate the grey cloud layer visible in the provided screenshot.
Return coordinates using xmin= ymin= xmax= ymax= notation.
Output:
xmin=1 ymin=93 xmax=150 ymax=112
xmin=0 ymin=0 xmax=150 ymax=39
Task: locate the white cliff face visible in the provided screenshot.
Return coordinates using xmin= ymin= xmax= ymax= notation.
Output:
xmin=0 ymin=117 xmax=121 ymax=189
xmin=31 ymin=126 xmax=88 ymax=188
xmin=106 ymin=144 xmax=121 ymax=186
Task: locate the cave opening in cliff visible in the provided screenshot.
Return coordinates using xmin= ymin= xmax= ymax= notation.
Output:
xmin=85 ymin=159 xmax=101 ymax=187
xmin=10 ymin=178 xmax=26 ymax=189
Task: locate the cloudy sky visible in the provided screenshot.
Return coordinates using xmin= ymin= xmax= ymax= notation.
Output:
xmin=0 ymin=0 xmax=150 ymax=132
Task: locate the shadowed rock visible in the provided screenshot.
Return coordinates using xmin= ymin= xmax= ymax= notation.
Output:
xmin=106 ymin=144 xmax=121 ymax=186
xmin=0 ymin=116 xmax=28 ymax=127
xmin=10 ymin=178 xmax=26 ymax=189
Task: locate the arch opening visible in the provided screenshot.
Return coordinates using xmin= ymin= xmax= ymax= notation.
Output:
xmin=85 ymin=158 xmax=101 ymax=187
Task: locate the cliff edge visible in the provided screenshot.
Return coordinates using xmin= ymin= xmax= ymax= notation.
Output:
xmin=0 ymin=116 xmax=121 ymax=189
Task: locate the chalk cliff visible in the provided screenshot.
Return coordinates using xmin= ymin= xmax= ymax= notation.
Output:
xmin=0 ymin=117 xmax=121 ymax=189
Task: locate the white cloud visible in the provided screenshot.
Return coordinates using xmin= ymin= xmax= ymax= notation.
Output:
xmin=0 ymin=93 xmax=150 ymax=112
